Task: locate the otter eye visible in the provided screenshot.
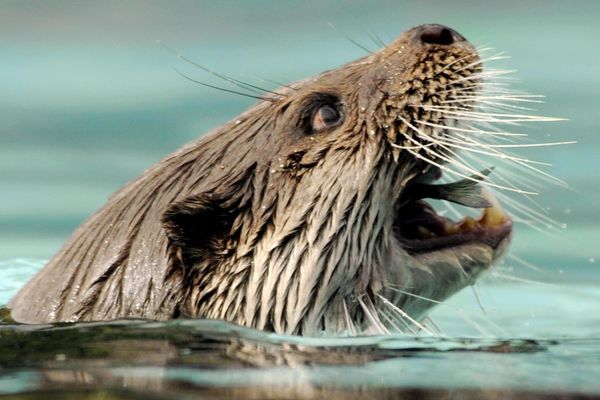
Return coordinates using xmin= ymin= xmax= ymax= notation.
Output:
xmin=311 ymin=104 xmax=343 ymax=132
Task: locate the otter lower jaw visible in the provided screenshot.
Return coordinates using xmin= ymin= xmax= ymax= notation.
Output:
xmin=374 ymin=176 xmax=513 ymax=333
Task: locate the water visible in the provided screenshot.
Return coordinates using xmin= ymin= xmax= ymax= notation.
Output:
xmin=0 ymin=319 xmax=599 ymax=399
xmin=1 ymin=1 xmax=600 ymax=398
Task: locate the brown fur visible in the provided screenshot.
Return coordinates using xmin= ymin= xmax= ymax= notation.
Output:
xmin=10 ymin=25 xmax=505 ymax=335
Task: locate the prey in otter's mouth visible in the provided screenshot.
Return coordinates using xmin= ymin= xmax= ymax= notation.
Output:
xmin=395 ymin=167 xmax=511 ymax=255
xmin=11 ymin=24 xmax=557 ymax=336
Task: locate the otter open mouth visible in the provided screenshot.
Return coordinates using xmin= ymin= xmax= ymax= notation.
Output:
xmin=395 ymin=167 xmax=512 ymax=254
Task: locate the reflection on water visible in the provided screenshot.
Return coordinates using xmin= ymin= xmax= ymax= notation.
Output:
xmin=4 ymin=318 xmax=597 ymax=399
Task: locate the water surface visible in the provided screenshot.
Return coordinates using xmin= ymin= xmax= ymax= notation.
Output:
xmin=1 ymin=1 xmax=599 ymax=398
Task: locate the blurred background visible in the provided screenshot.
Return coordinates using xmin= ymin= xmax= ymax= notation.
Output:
xmin=1 ymin=1 xmax=598 ymax=302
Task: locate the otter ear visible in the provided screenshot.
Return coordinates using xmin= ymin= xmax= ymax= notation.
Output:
xmin=161 ymin=192 xmax=236 ymax=264
xmin=162 ymin=163 xmax=257 ymax=265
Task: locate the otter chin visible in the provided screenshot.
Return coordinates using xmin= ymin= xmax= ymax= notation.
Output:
xmin=10 ymin=24 xmax=515 ymax=335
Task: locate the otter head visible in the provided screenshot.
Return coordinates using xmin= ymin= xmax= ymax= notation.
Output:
xmin=162 ymin=24 xmax=512 ymax=335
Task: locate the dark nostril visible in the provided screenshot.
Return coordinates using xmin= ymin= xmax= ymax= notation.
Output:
xmin=418 ymin=24 xmax=465 ymax=46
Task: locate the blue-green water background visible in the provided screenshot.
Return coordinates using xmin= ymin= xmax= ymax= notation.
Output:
xmin=1 ymin=1 xmax=599 ymax=397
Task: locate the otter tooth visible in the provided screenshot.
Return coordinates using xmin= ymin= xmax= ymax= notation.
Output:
xmin=417 ymin=226 xmax=436 ymax=238
xmin=479 ymin=189 xmax=509 ymax=226
xmin=458 ymin=216 xmax=477 ymax=231
xmin=442 ymin=220 xmax=459 ymax=235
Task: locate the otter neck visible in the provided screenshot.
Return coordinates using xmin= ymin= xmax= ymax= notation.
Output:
xmin=185 ymin=137 xmax=411 ymax=335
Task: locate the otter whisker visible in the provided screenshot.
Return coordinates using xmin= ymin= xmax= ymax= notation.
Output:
xmin=422 ymin=317 xmax=444 ymax=336
xmin=453 ymin=129 xmax=528 ymax=144
xmin=435 ymin=52 xmax=479 ymax=76
xmin=386 ymin=287 xmax=491 ymax=336
xmin=449 ymin=69 xmax=517 ymax=85
xmin=508 ymin=254 xmax=544 ymax=273
xmin=422 ymin=131 xmax=568 ymax=185
xmin=418 ymin=120 xmax=524 ymax=141
xmin=408 ymin=130 xmax=560 ymax=218
xmin=376 ymin=294 xmax=434 ymax=335
xmin=420 ymin=106 xmax=565 ymax=123
xmin=435 ymin=98 xmax=539 ymax=113
xmin=327 ymin=22 xmax=374 ymax=54
xmin=367 ymin=30 xmax=387 ymax=48
xmin=436 ymin=83 xmax=528 ymax=94
xmin=260 ymin=77 xmax=298 ymax=91
xmin=471 ymin=284 xmax=514 ymax=337
xmin=494 ymin=192 xmax=565 ymax=231
xmin=397 ymin=143 xmax=536 ymax=195
xmin=453 ymin=151 xmax=567 ymax=230
xmin=419 ymin=107 xmax=564 ymax=124
xmin=442 ymin=95 xmax=545 ymax=104
xmin=396 ymin=116 xmax=539 ymax=194
xmin=174 ymin=69 xmax=273 ymax=102
xmin=458 ymin=149 xmax=568 ymax=210
xmin=472 ymin=67 xmax=520 ymax=79
xmin=161 ymin=41 xmax=285 ymax=98
xmin=462 ymin=155 xmax=552 ymax=195
xmin=415 ymin=120 xmax=529 ymax=139
xmin=475 ymin=45 xmax=495 ymax=53
xmin=388 ymin=141 xmax=439 ymax=151
xmin=490 ymin=272 xmax=557 ymax=287
xmin=445 ymin=138 xmax=571 ymax=188
xmin=392 ymin=308 xmax=421 ymax=334
xmin=422 ymin=97 xmax=536 ymax=113
xmin=357 ymin=295 xmax=389 ymax=335
xmin=450 ymin=123 xmax=567 ymax=172
xmin=431 ymin=113 xmax=524 ymax=126
xmin=451 ymin=52 xmax=509 ymax=74
xmin=471 ymin=284 xmax=487 ymax=315
xmin=342 ymin=299 xmax=358 ymax=336
xmin=476 ymin=100 xmax=538 ymax=112
xmin=378 ymin=307 xmax=412 ymax=335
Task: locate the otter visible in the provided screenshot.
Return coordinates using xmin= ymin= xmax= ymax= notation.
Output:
xmin=10 ymin=24 xmax=514 ymax=335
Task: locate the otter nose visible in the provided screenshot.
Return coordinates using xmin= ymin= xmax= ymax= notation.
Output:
xmin=417 ymin=24 xmax=465 ymax=45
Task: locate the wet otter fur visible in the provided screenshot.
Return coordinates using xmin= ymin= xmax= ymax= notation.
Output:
xmin=10 ymin=24 xmax=514 ymax=335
